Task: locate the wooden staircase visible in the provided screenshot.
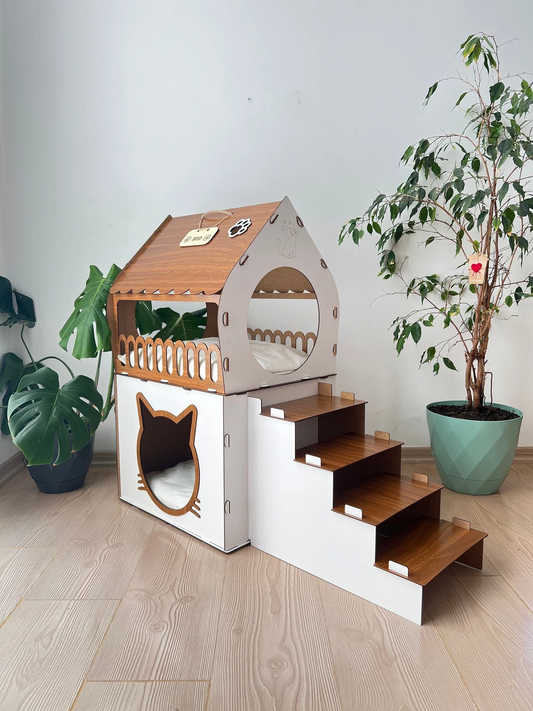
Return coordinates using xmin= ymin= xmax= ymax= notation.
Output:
xmin=255 ymin=382 xmax=487 ymax=617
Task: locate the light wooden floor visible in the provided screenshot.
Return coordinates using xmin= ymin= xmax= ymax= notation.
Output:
xmin=1 ymin=461 xmax=532 ymax=711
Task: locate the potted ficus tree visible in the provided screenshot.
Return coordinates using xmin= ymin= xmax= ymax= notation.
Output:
xmin=1 ymin=266 xmax=207 ymax=493
xmin=340 ymin=33 xmax=532 ymax=495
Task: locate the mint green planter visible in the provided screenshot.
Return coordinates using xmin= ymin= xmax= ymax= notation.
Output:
xmin=426 ymin=401 xmax=523 ymax=495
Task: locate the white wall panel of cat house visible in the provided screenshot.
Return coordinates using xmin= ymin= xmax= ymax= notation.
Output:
xmin=108 ymin=197 xmax=340 ymax=395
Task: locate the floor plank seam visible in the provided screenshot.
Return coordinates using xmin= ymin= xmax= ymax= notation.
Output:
xmin=204 ymin=679 xmax=212 ymax=711
xmin=83 ymin=595 xmax=124 ymax=682
xmin=68 ymin=677 xmax=87 ymax=711
xmin=0 ymin=596 xmax=24 ymax=631
xmin=317 ymin=572 xmax=345 ymax=711
xmin=425 ymin=607 xmax=482 ymax=711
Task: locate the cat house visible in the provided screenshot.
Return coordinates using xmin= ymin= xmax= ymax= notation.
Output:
xmin=110 ymin=199 xmax=488 ymax=625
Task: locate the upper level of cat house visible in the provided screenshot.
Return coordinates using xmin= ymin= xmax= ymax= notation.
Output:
xmin=108 ymin=197 xmax=340 ymax=395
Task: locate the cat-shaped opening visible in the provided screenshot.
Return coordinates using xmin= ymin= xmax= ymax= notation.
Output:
xmin=136 ymin=394 xmax=201 ymax=518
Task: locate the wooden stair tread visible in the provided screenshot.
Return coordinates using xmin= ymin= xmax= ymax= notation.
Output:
xmin=261 ymin=394 xmax=366 ymax=422
xmin=333 ymin=473 xmax=443 ymax=526
xmin=295 ymin=433 xmax=403 ymax=472
xmin=374 ymin=517 xmax=487 ymax=586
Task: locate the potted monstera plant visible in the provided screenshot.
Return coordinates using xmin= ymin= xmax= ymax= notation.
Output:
xmin=1 ymin=266 xmax=208 ymax=493
xmin=340 ymin=34 xmax=533 ymax=494
xmin=0 ymin=267 xmax=119 ymax=492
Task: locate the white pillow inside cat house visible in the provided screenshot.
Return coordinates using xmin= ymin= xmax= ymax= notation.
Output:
xmin=108 ymin=197 xmax=340 ymax=394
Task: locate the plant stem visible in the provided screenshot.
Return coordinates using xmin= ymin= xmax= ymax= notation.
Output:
xmin=20 ymin=325 xmax=37 ymax=370
xmin=95 ymin=350 xmax=102 ymax=388
xmin=101 ymin=358 xmax=115 ymax=422
xmin=37 ymin=356 xmax=75 ymax=379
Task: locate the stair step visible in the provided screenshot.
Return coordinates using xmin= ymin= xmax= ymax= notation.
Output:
xmin=295 ymin=433 xmax=403 ymax=472
xmin=333 ymin=473 xmax=443 ymax=526
xmin=261 ymin=394 xmax=366 ymax=422
xmin=374 ymin=517 xmax=487 ymax=586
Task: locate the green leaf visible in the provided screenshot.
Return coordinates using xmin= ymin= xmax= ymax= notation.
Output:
xmin=401 ymin=145 xmax=414 ymax=163
xmin=471 ymin=156 xmax=480 ymax=172
xmin=443 ymin=357 xmax=458 ymax=371
xmin=153 ymin=308 xmax=207 ymax=342
xmin=455 ymin=92 xmax=468 ymax=107
xmin=489 ymin=82 xmax=505 ymax=103
xmin=419 ymin=206 xmax=428 ymax=224
xmin=8 ymin=367 xmax=103 ymax=466
xmin=59 ymin=264 xmax=121 ymax=359
xmin=424 ymin=82 xmax=439 ymax=105
xmin=498 ymin=138 xmax=512 ymax=155
xmin=513 ymin=181 xmax=525 ymax=197
xmin=411 ymin=322 xmax=422 ymax=344
xmin=433 ymin=362 xmax=440 ymax=375
xmin=135 ymin=301 xmax=163 ymax=336
xmin=498 ymin=182 xmax=509 ymax=202
xmin=505 ymin=295 xmax=513 ymax=307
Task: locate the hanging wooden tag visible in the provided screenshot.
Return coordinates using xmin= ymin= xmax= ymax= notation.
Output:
xmin=180 ymin=227 xmax=218 ymax=247
xmin=468 ymin=253 xmax=488 ymax=284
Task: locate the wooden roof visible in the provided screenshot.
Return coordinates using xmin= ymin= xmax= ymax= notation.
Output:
xmin=111 ymin=201 xmax=282 ymax=296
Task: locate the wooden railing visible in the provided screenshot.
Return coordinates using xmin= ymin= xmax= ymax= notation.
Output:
xmin=116 ymin=335 xmax=224 ymax=394
xmin=247 ymin=328 xmax=316 ymax=354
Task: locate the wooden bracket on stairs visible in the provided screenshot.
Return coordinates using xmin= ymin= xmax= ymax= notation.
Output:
xmin=305 ymin=454 xmax=322 ymax=467
xmin=344 ymin=504 xmax=363 ymax=520
xmin=388 ymin=560 xmax=409 ymax=578
xmin=340 ymin=391 xmax=355 ymax=401
xmin=270 ymin=407 xmax=285 ymax=419
xmin=452 ymin=517 xmax=471 ymax=530
xmin=318 ymin=382 xmax=332 ymax=397
xmin=412 ymin=472 xmax=429 ymax=484
xmin=374 ymin=430 xmax=390 ymax=442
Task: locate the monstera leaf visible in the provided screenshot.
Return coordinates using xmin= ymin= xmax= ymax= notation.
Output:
xmin=0 ymin=276 xmax=36 ymax=328
xmin=135 ymin=301 xmax=163 ymax=335
xmin=59 ymin=264 xmax=121 ymax=359
xmin=0 ymin=353 xmax=42 ymax=435
xmin=8 ymin=367 xmax=103 ymax=466
xmin=153 ymin=308 xmax=207 ymax=342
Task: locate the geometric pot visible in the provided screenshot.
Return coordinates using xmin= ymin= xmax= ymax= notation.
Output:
xmin=426 ymin=401 xmax=523 ymax=495
xmin=26 ymin=436 xmax=95 ymax=494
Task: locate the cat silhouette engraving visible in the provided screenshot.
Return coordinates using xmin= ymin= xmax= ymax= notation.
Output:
xmin=136 ymin=394 xmax=201 ymax=518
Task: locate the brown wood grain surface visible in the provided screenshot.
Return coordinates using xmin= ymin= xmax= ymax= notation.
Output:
xmin=375 ymin=517 xmax=487 ymax=586
xmin=0 ymin=599 xmax=118 ymax=711
xmin=333 ymin=472 xmax=443 ymax=526
xmin=261 ymin=394 xmax=366 ymax=422
xmin=319 ymin=579 xmax=477 ymax=711
xmin=295 ymin=433 xmax=403 ymax=471
xmin=73 ymin=681 xmax=209 ymax=711
xmin=88 ymin=524 xmax=226 ymax=681
xmin=1 ymin=464 xmax=533 ymax=710
xmin=208 ymin=546 xmax=343 ymax=711
xmin=111 ymin=201 xmax=281 ymax=295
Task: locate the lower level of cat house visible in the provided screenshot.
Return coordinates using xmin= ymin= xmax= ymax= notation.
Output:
xmin=115 ymin=374 xmax=487 ymax=625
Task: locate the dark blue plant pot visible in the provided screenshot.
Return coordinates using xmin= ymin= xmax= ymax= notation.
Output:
xmin=26 ymin=437 xmax=95 ymax=494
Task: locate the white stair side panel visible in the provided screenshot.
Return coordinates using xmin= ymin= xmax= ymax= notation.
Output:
xmin=223 ymin=394 xmax=250 ymax=551
xmin=116 ymin=376 xmax=226 ymax=549
xmin=248 ymin=396 xmax=423 ymax=624
xmin=250 ymin=377 xmax=330 ymax=407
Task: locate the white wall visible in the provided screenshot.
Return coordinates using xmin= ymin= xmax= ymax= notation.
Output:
xmin=1 ymin=0 xmax=532 ymax=456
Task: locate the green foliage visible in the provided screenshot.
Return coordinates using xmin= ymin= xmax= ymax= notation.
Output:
xmin=59 ymin=264 xmax=121 ymax=359
xmin=339 ymin=34 xmax=533 ymax=407
xmin=0 ymin=354 xmax=43 ymax=435
xmin=152 ymin=307 xmax=207 ymax=342
xmin=8 ymin=367 xmax=103 ymax=466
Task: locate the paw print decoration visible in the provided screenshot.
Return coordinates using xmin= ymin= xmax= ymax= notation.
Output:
xmin=228 ymin=218 xmax=252 ymax=238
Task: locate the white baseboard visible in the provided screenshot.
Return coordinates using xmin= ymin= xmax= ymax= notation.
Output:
xmin=0 ymin=452 xmax=25 ymax=487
